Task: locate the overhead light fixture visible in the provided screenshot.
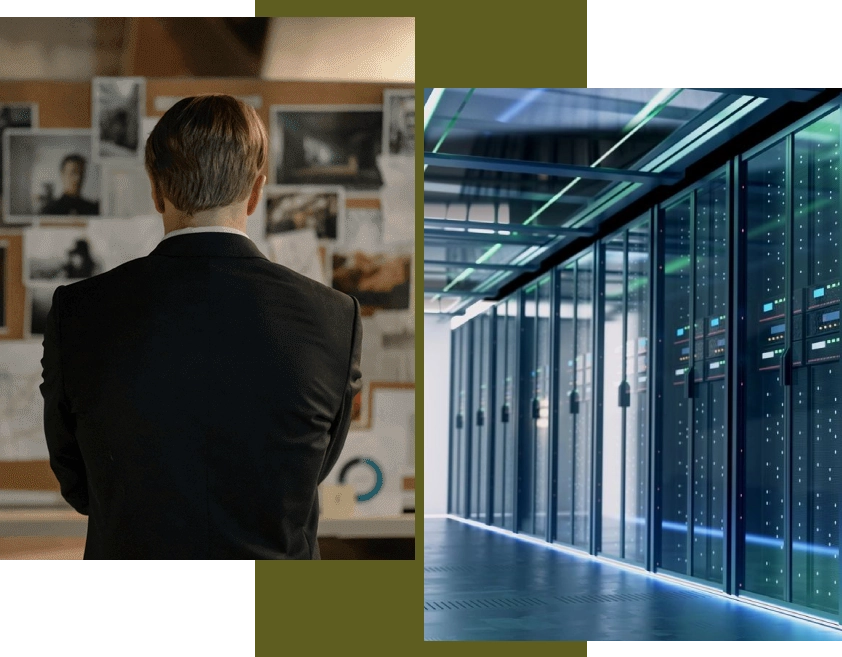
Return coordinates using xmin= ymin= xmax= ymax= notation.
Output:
xmin=424 ymin=87 xmax=445 ymax=131
xmin=623 ymin=88 xmax=678 ymax=134
xmin=496 ymin=88 xmax=545 ymax=123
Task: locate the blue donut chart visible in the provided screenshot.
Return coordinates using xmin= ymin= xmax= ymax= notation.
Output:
xmin=338 ymin=457 xmax=384 ymax=502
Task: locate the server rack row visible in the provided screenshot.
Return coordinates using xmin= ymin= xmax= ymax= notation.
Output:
xmin=446 ymin=99 xmax=842 ymax=625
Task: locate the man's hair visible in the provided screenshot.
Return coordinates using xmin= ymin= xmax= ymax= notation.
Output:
xmin=144 ymin=94 xmax=268 ymax=216
xmin=61 ymin=154 xmax=86 ymax=170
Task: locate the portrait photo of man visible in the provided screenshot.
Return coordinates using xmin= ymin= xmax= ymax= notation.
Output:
xmin=3 ymin=129 xmax=101 ymax=222
xmin=39 ymin=154 xmax=100 ymax=216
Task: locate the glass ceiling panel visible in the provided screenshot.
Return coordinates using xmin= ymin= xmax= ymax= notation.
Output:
xmin=423 ymin=87 xmax=793 ymax=310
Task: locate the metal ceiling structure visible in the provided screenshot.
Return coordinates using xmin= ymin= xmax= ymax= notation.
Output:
xmin=423 ymin=87 xmax=827 ymax=317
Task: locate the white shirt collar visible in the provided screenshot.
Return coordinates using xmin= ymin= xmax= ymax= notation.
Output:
xmin=160 ymin=226 xmax=251 ymax=243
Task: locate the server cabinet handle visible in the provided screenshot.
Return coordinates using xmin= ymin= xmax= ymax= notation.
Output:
xmin=618 ymin=381 xmax=631 ymax=408
xmin=569 ymin=390 xmax=580 ymax=415
xmin=531 ymin=397 xmax=541 ymax=420
xmin=684 ymin=367 xmax=694 ymax=399
xmin=501 ymin=404 xmax=510 ymax=423
xmin=476 ymin=409 xmax=485 ymax=427
xmin=780 ymin=347 xmax=792 ymax=387
xmin=456 ymin=413 xmax=464 ymax=429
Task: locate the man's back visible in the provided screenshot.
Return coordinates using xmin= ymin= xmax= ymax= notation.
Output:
xmin=41 ymin=232 xmax=362 ymax=559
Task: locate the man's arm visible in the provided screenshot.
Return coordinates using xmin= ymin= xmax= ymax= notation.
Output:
xmin=317 ymin=296 xmax=363 ymax=484
xmin=39 ymin=285 xmax=89 ymax=515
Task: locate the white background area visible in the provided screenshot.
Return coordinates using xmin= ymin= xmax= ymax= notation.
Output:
xmin=424 ymin=314 xmax=451 ymax=515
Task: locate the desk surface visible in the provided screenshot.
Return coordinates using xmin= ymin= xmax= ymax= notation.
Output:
xmin=0 ymin=508 xmax=416 ymax=539
xmin=318 ymin=515 xmax=415 ymax=538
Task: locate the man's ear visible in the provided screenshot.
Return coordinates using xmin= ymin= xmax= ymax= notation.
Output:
xmin=246 ymin=174 xmax=267 ymax=217
xmin=148 ymin=174 xmax=165 ymax=214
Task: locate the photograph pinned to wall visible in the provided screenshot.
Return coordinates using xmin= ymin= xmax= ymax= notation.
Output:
xmin=344 ymin=197 xmax=383 ymax=249
xmin=153 ymin=95 xmax=262 ymax=113
xmin=24 ymin=226 xmax=102 ymax=285
xmin=361 ymin=311 xmax=415 ymax=385
xmin=101 ymin=165 xmax=157 ymax=218
xmin=0 ymin=103 xmax=38 ymax=223
xmin=27 ymin=284 xmax=58 ymax=337
xmin=92 ymin=77 xmax=145 ymax=162
xmin=244 ymin=191 xmax=272 ymax=260
xmin=332 ymin=250 xmax=412 ymax=315
xmin=0 ymin=240 xmax=6 ymax=333
xmin=267 ymin=228 xmax=327 ymax=286
xmin=369 ymin=382 xmax=415 ymax=469
xmin=383 ymin=89 xmax=414 ymax=156
xmin=86 ymin=216 xmax=163 ymax=272
xmin=271 ymin=105 xmax=383 ymax=190
xmin=378 ymin=154 xmax=414 ymax=245
xmin=0 ymin=340 xmax=47 ymax=460
xmin=265 ymin=185 xmax=344 ymax=240
xmin=350 ymin=386 xmax=370 ymax=432
xmin=3 ymin=129 xmax=100 ymax=223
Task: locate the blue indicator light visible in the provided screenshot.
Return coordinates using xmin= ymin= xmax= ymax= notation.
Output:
xmin=763 ymin=302 xmax=774 ymax=312
xmin=823 ymin=310 xmax=840 ymax=322
xmin=771 ymin=324 xmax=785 ymax=335
xmin=717 ymin=339 xmax=725 ymax=347
xmin=681 ymin=347 xmax=689 ymax=355
xmin=815 ymin=287 xmax=825 ymax=298
xmin=677 ymin=328 xmax=684 ymax=336
xmin=711 ymin=318 xmax=720 ymax=327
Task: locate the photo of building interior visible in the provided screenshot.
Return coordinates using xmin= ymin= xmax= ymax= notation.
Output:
xmin=424 ymin=87 xmax=842 ymax=639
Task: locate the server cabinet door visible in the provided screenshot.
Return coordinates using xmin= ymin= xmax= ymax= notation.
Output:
xmin=601 ymin=237 xmax=627 ymax=559
xmin=691 ymin=175 xmax=728 ymax=584
xmin=625 ymin=220 xmax=650 ymax=564
xmin=555 ymin=264 xmax=577 ymax=546
xmin=659 ymin=196 xmax=692 ymax=574
xmin=574 ymin=252 xmax=595 ymax=551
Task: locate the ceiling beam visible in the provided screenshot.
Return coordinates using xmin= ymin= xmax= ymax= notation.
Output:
xmin=424 ymin=259 xmax=539 ymax=272
xmin=424 ymin=288 xmax=492 ymax=298
xmin=688 ymin=88 xmax=822 ymax=103
xmin=423 ymin=218 xmax=594 ymax=236
xmin=424 ymin=152 xmax=682 ymax=184
xmin=424 ymin=230 xmax=547 ymax=245
xmin=423 ymin=181 xmax=590 ymax=205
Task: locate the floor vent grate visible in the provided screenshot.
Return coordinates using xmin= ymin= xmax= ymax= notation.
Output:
xmin=425 ymin=597 xmax=549 ymax=612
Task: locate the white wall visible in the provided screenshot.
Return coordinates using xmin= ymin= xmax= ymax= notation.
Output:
xmin=423 ymin=314 xmax=451 ymax=515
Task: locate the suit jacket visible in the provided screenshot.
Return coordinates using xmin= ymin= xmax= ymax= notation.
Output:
xmin=39 ymin=232 xmax=362 ymax=559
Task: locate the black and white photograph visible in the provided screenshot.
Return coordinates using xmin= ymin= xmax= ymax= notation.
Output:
xmin=267 ymin=228 xmax=327 ymax=286
xmin=3 ymin=129 xmax=100 ymax=222
xmin=27 ymin=284 xmax=56 ymax=337
xmin=265 ymin=185 xmax=344 ymax=240
xmin=87 ymin=216 xmax=163 ymax=272
xmin=332 ymin=250 xmax=412 ymax=313
xmin=101 ymin=164 xmax=157 ymax=218
xmin=92 ymin=77 xmax=145 ymax=162
xmin=345 ymin=205 xmax=383 ymax=249
xmin=383 ymin=90 xmax=414 ymax=155
xmin=25 ymin=227 xmax=102 ymax=284
xmin=0 ymin=240 xmax=6 ymax=332
xmin=0 ymin=103 xmax=37 ymax=222
xmin=271 ymin=105 xmax=383 ymax=190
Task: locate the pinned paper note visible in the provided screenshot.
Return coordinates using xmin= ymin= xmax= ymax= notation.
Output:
xmin=268 ymin=228 xmax=327 ymax=285
xmin=320 ymin=484 xmax=355 ymax=519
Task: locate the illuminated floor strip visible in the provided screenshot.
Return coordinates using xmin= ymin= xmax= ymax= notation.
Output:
xmin=426 ymin=514 xmax=842 ymax=632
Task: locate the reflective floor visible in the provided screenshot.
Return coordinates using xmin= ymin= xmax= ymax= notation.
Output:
xmin=424 ymin=517 xmax=842 ymax=641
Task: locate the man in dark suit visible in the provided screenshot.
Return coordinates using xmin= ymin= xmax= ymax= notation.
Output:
xmin=39 ymin=94 xmax=362 ymax=559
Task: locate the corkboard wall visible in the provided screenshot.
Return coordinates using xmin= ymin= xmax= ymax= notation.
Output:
xmin=0 ymin=78 xmax=412 ymax=491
